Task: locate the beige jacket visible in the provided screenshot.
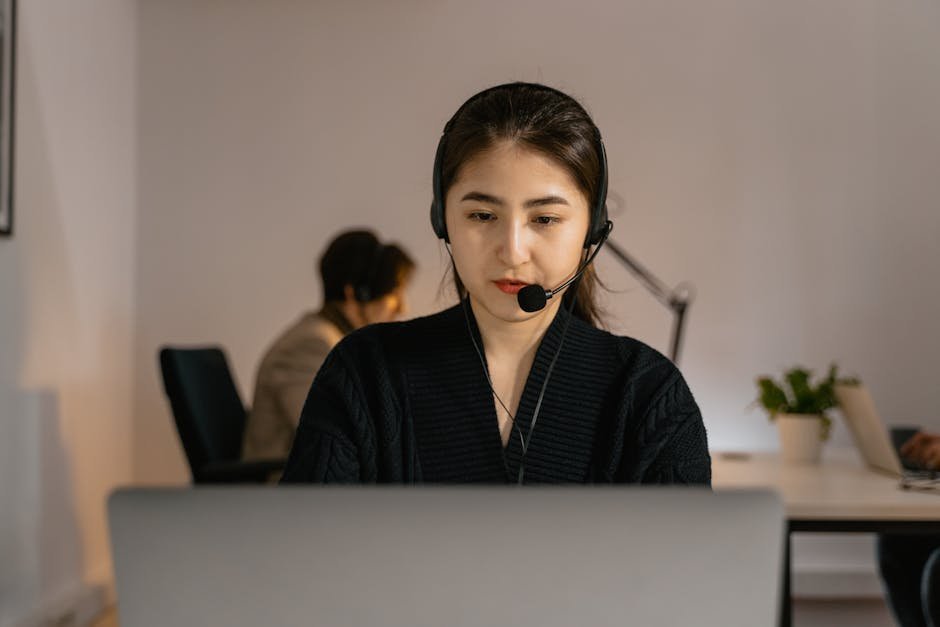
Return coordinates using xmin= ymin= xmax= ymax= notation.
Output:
xmin=242 ymin=311 xmax=346 ymax=460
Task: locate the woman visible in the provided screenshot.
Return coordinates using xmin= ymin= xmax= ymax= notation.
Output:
xmin=243 ymin=229 xmax=415 ymax=461
xmin=281 ymin=82 xmax=710 ymax=484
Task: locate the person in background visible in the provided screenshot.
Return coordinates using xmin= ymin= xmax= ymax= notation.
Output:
xmin=901 ymin=432 xmax=940 ymax=471
xmin=242 ymin=229 xmax=415 ymax=461
xmin=878 ymin=431 xmax=940 ymax=627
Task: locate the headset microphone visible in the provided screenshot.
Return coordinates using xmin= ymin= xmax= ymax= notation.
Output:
xmin=516 ymin=221 xmax=614 ymax=313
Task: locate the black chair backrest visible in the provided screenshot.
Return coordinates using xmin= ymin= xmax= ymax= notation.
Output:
xmin=159 ymin=347 xmax=247 ymax=477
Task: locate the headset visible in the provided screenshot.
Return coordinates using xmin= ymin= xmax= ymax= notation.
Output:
xmin=429 ymin=83 xmax=610 ymax=247
xmin=352 ymin=242 xmax=387 ymax=303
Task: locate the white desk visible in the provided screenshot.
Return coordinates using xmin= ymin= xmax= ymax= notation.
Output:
xmin=713 ymin=448 xmax=940 ymax=522
xmin=713 ymin=449 xmax=940 ymax=626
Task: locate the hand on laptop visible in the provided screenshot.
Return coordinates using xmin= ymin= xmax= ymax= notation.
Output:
xmin=900 ymin=432 xmax=940 ymax=470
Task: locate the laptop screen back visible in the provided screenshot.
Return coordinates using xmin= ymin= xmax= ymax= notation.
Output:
xmin=835 ymin=383 xmax=904 ymax=476
xmin=108 ymin=487 xmax=783 ymax=627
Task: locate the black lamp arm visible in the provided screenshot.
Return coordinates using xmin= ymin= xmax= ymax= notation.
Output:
xmin=603 ymin=239 xmax=694 ymax=363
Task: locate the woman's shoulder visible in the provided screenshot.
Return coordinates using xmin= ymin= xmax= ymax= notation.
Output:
xmin=567 ymin=315 xmax=678 ymax=380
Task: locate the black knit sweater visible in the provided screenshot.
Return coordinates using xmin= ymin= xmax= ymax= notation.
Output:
xmin=281 ymin=302 xmax=711 ymax=485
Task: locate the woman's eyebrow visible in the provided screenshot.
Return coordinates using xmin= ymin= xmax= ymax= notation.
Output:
xmin=460 ymin=191 xmax=504 ymax=206
xmin=459 ymin=192 xmax=570 ymax=208
xmin=523 ymin=195 xmax=570 ymax=208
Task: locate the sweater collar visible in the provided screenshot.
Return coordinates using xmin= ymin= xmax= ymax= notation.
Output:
xmin=413 ymin=299 xmax=590 ymax=483
xmin=457 ymin=296 xmax=575 ymax=362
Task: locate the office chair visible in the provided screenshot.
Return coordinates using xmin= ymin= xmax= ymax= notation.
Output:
xmin=159 ymin=346 xmax=285 ymax=483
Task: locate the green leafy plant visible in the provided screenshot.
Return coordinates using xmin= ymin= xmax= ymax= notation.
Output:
xmin=755 ymin=364 xmax=856 ymax=441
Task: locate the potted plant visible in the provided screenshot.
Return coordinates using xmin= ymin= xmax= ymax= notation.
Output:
xmin=755 ymin=364 xmax=849 ymax=464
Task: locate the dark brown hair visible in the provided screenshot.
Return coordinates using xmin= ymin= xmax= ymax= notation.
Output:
xmin=320 ymin=230 xmax=415 ymax=303
xmin=438 ymin=82 xmax=607 ymax=327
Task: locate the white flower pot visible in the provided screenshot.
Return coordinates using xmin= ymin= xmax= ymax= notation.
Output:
xmin=776 ymin=414 xmax=824 ymax=464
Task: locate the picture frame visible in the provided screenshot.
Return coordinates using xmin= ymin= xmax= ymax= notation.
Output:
xmin=0 ymin=0 xmax=16 ymax=237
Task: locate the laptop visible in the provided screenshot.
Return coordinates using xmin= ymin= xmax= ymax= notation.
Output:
xmin=108 ymin=487 xmax=783 ymax=627
xmin=835 ymin=383 xmax=928 ymax=476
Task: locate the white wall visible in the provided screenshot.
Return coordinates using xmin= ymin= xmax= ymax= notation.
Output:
xmin=134 ymin=0 xmax=940 ymax=595
xmin=136 ymin=0 xmax=940 ymax=474
xmin=0 ymin=1 xmax=137 ymax=625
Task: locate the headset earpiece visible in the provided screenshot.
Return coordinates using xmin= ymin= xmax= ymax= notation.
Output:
xmin=430 ymin=134 xmax=449 ymax=242
xmin=353 ymin=243 xmax=386 ymax=303
xmin=353 ymin=284 xmax=372 ymax=303
xmin=585 ymin=134 xmax=609 ymax=247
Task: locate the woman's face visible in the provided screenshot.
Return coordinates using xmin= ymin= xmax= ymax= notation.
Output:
xmin=444 ymin=141 xmax=591 ymax=324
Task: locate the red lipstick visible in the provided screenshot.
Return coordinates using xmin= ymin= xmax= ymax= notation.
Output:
xmin=493 ymin=280 xmax=528 ymax=295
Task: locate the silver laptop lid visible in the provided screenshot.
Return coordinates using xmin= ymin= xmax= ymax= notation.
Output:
xmin=108 ymin=487 xmax=783 ymax=627
xmin=835 ymin=383 xmax=904 ymax=476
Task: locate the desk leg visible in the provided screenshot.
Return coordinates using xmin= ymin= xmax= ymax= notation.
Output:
xmin=781 ymin=527 xmax=792 ymax=627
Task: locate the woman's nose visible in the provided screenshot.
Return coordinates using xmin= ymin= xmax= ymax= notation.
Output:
xmin=496 ymin=218 xmax=530 ymax=267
